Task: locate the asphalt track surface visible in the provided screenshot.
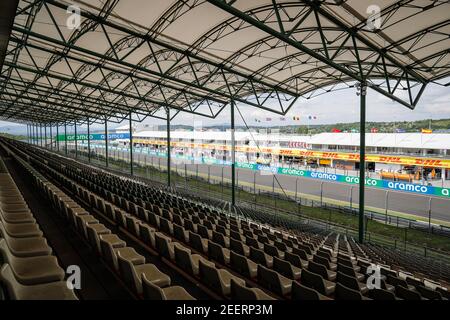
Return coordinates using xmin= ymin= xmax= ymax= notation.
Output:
xmin=83 ymin=146 xmax=450 ymax=224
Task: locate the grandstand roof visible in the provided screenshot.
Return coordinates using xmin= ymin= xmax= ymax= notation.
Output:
xmin=0 ymin=0 xmax=449 ymax=125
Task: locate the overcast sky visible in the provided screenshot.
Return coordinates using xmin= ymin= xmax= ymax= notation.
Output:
xmin=1 ymin=80 xmax=449 ymax=134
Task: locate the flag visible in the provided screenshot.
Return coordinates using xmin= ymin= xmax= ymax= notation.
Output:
xmin=266 ymin=117 xmax=272 ymax=121
xmin=331 ymin=128 xmax=342 ymax=133
xmin=371 ymin=127 xmax=378 ymax=133
xmin=292 ymin=116 xmax=300 ymax=121
xmin=279 ymin=117 xmax=286 ymax=121
xmin=308 ymin=115 xmax=317 ymax=120
xmin=395 ymin=128 xmax=406 ymax=133
xmin=421 ymin=128 xmax=432 ymax=134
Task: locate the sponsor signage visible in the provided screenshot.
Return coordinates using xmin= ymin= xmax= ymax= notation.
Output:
xmin=131 ymin=138 xmax=450 ymax=169
xmin=56 ymin=133 xmax=130 ymax=141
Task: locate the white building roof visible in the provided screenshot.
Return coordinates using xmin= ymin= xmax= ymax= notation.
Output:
xmin=133 ymin=130 xmax=450 ymax=150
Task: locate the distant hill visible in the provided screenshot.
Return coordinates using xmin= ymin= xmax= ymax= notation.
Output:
xmin=157 ymin=118 xmax=450 ymax=134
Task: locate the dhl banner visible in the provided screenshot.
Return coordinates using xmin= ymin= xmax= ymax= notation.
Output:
xmin=132 ymin=139 xmax=450 ymax=169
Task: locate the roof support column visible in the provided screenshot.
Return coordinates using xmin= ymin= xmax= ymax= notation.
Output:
xmin=105 ymin=118 xmax=109 ymax=168
xmin=64 ymin=123 xmax=68 ymax=155
xmin=166 ymin=107 xmax=171 ymax=187
xmin=39 ymin=124 xmax=42 ymax=147
xmin=87 ymin=118 xmax=91 ymax=163
xmin=358 ymin=81 xmax=367 ymax=244
xmin=74 ymin=121 xmax=78 ymax=159
xmin=56 ymin=124 xmax=59 ymax=152
xmin=50 ymin=125 xmax=53 ymax=150
xmin=26 ymin=125 xmax=29 ymax=144
xmin=129 ymin=112 xmax=133 ymax=176
xmin=44 ymin=124 xmax=47 ymax=149
xmin=231 ymin=100 xmax=236 ymax=207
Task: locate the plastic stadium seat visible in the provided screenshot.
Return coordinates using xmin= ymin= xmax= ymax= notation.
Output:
xmin=0 ymin=240 xmax=64 ymax=285
xmin=230 ymin=251 xmax=258 ymax=279
xmin=174 ymin=243 xmax=212 ymax=276
xmin=301 ymin=269 xmax=336 ymax=296
xmin=369 ymin=288 xmax=398 ymax=300
xmin=257 ymin=264 xmax=292 ymax=296
xmin=0 ymin=264 xmax=78 ymax=300
xmin=338 ymin=263 xmax=364 ymax=281
xmin=86 ymin=223 xmax=111 ymax=253
xmin=208 ymin=241 xmax=230 ymax=265
xmin=155 ymin=233 xmax=175 ymax=260
xmin=189 ymin=231 xmax=208 ymax=254
xmin=142 ymin=274 xmax=195 ymax=300
xmin=284 ymin=252 xmax=308 ymax=269
xmin=308 ymin=261 xmax=336 ymax=281
xmin=1 ymin=221 xmax=43 ymax=238
xmin=273 ymin=256 xmax=301 ymax=280
xmin=335 ymin=283 xmax=371 ymax=300
xmin=0 ymin=224 xmax=51 ymax=257
xmin=395 ymin=285 xmax=423 ymax=300
xmin=337 ymin=271 xmax=368 ymax=295
xmin=138 ymin=223 xmax=156 ymax=248
xmin=117 ymin=252 xmax=170 ymax=294
xmin=230 ymin=238 xmax=250 ymax=257
xmin=230 ymin=279 xmax=275 ymax=300
xmin=250 ymin=247 xmax=273 ymax=268
xmin=199 ymin=260 xmax=245 ymax=296
xmin=291 ymin=281 xmax=331 ymax=300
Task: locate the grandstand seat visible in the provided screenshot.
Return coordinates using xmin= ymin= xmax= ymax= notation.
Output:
xmin=395 ymin=285 xmax=423 ymax=300
xmin=155 ymin=233 xmax=175 ymax=260
xmin=174 ymin=243 xmax=212 ymax=276
xmin=337 ymin=272 xmax=368 ymax=295
xmin=335 ymin=283 xmax=371 ymax=300
xmin=138 ymin=223 xmax=156 ymax=248
xmin=284 ymin=251 xmax=308 ymax=269
xmin=199 ymin=260 xmax=245 ymax=296
xmin=257 ymin=264 xmax=292 ymax=296
xmin=0 ymin=239 xmax=64 ymax=285
xmin=208 ymin=241 xmax=230 ymax=265
xmin=308 ymin=261 xmax=336 ymax=281
xmin=0 ymin=264 xmax=77 ymax=300
xmin=250 ymin=247 xmax=273 ymax=268
xmin=338 ymin=263 xmax=364 ymax=281
xmin=291 ymin=281 xmax=330 ymax=300
xmin=230 ymin=238 xmax=250 ymax=257
xmin=0 ymin=224 xmax=51 ymax=257
xmin=273 ymin=256 xmax=301 ymax=280
xmin=86 ymin=223 xmax=111 ymax=253
xmin=229 ymin=251 xmax=258 ymax=279
xmin=142 ymin=274 xmax=195 ymax=300
xmin=369 ymin=288 xmax=398 ymax=300
xmin=300 ymin=268 xmax=335 ymax=296
xmin=230 ymin=279 xmax=275 ymax=300
xmin=189 ymin=231 xmax=208 ymax=254
xmin=117 ymin=252 xmax=170 ymax=294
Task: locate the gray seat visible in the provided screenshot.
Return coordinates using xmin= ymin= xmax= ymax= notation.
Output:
xmin=230 ymin=251 xmax=258 ymax=279
xmin=291 ymin=281 xmax=331 ymax=300
xmin=257 ymin=264 xmax=292 ymax=296
xmin=142 ymin=274 xmax=195 ymax=300
xmin=199 ymin=260 xmax=245 ymax=296
xmin=0 ymin=264 xmax=78 ymax=300
xmin=0 ymin=239 xmax=64 ymax=285
xmin=230 ymin=279 xmax=276 ymax=300
xmin=335 ymin=283 xmax=372 ymax=300
xmin=117 ymin=252 xmax=170 ymax=294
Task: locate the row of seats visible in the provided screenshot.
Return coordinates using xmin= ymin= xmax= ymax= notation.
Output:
xmin=2 ymin=138 xmax=450 ymax=300
xmin=0 ymin=155 xmax=77 ymax=300
xmin=5 ymin=144 xmax=197 ymax=301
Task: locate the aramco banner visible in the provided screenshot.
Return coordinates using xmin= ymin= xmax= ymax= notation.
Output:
xmin=56 ymin=133 xmax=130 ymax=141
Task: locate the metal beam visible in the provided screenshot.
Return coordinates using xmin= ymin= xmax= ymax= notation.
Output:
xmin=129 ymin=112 xmax=133 ymax=176
xmin=87 ymin=117 xmax=91 ymax=163
xmin=231 ymin=100 xmax=236 ymax=207
xmin=166 ymin=107 xmax=171 ymax=187
xmin=64 ymin=123 xmax=67 ymax=155
xmin=105 ymin=118 xmax=109 ymax=168
xmin=74 ymin=121 xmax=77 ymax=158
xmin=358 ymin=81 xmax=367 ymax=243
